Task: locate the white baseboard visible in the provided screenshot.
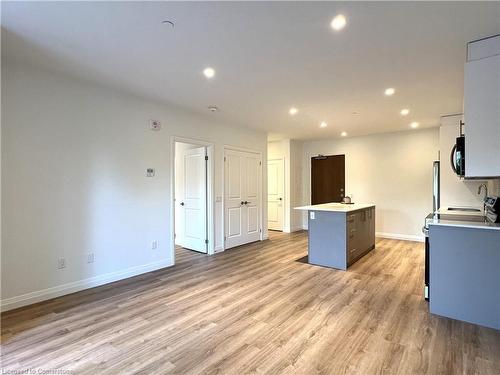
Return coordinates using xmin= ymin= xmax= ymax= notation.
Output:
xmin=0 ymin=258 xmax=173 ymax=312
xmin=214 ymin=245 xmax=224 ymax=253
xmin=376 ymin=232 xmax=424 ymax=242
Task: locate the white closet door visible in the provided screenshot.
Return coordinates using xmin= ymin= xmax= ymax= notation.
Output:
xmin=178 ymin=146 xmax=207 ymax=253
xmin=225 ymin=149 xmax=261 ymax=249
xmin=267 ymin=159 xmax=284 ymax=231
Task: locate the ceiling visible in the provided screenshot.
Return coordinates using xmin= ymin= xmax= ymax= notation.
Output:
xmin=2 ymin=2 xmax=499 ymax=140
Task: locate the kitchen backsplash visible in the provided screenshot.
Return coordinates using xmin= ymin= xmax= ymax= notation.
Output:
xmin=488 ymin=179 xmax=500 ymax=196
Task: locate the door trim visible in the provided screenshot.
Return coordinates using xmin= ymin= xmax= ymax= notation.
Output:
xmin=222 ymin=145 xmax=263 ymax=251
xmin=170 ymin=136 xmax=215 ymax=265
xmin=267 ymin=157 xmax=285 ymax=232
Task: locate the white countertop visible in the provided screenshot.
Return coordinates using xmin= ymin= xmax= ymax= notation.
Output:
xmin=436 ymin=206 xmax=484 ymax=217
xmin=429 ymin=206 xmax=500 ymax=231
xmin=294 ymin=203 xmax=375 ymax=213
xmin=428 ymin=218 xmax=500 ymax=231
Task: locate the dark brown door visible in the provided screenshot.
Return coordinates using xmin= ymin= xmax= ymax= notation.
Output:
xmin=311 ymin=155 xmax=345 ymax=204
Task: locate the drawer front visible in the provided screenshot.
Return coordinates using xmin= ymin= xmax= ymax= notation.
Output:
xmin=347 ymin=213 xmax=356 ymax=227
xmin=348 ymin=244 xmax=364 ymax=263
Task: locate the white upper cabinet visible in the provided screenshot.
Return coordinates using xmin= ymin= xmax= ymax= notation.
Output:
xmin=464 ymin=35 xmax=500 ymax=178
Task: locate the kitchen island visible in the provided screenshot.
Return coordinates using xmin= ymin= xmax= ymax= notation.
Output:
xmin=295 ymin=203 xmax=376 ymax=270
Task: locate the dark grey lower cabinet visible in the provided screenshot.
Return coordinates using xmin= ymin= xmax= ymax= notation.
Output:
xmin=308 ymin=206 xmax=375 ymax=270
xmin=347 ymin=207 xmax=376 ymax=266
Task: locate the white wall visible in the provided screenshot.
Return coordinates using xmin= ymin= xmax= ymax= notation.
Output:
xmin=1 ymin=61 xmax=267 ymax=310
xmin=268 ymin=139 xmax=302 ymax=233
xmin=301 ymin=128 xmax=440 ymax=241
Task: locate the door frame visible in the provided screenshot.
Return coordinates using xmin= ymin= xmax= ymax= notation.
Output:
xmin=222 ymin=145 xmax=263 ymax=251
xmin=267 ymin=157 xmax=285 ymax=231
xmin=170 ymin=136 xmax=215 ymax=265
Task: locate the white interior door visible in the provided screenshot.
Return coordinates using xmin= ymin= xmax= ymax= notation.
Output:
xmin=267 ymin=159 xmax=284 ymax=231
xmin=225 ymin=149 xmax=261 ymax=249
xmin=175 ymin=145 xmax=207 ymax=253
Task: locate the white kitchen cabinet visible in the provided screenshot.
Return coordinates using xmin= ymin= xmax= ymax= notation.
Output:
xmin=464 ymin=49 xmax=500 ymax=178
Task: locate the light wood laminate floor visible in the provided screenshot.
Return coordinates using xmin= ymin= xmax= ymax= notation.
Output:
xmin=2 ymin=231 xmax=499 ymax=374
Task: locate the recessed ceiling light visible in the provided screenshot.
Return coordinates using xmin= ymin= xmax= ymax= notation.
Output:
xmin=203 ymin=67 xmax=215 ymax=79
xmin=410 ymin=122 xmax=419 ymax=129
xmin=384 ymin=88 xmax=395 ymax=96
xmin=341 ymin=131 xmax=347 ymax=137
xmin=208 ymin=105 xmax=219 ymax=112
xmin=400 ymin=108 xmax=410 ymax=116
xmin=331 ymin=14 xmax=347 ymax=31
xmin=320 ymin=121 xmax=328 ymax=128
xmin=289 ymin=107 xmax=298 ymax=116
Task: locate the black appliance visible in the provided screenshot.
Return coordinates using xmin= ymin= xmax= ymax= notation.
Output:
xmin=450 ymin=121 xmax=465 ymax=177
xmin=422 ymin=160 xmax=440 ymax=300
xmin=485 ymin=196 xmax=500 ymax=223
xmin=423 ymin=223 xmax=430 ymax=300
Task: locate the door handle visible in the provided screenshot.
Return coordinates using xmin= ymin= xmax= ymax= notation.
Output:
xmin=244 ymin=201 xmax=250 ymax=205
xmin=241 ymin=201 xmax=245 ymax=206
xmin=278 ymin=197 xmax=283 ymax=201
xmin=180 ymin=202 xmax=185 ymax=206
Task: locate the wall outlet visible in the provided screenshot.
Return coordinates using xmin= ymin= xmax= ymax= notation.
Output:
xmin=87 ymin=253 xmax=95 ymax=264
xmin=151 ymin=240 xmax=158 ymax=250
xmin=57 ymin=257 xmax=66 ymax=269
xmin=146 ymin=168 xmax=155 ymax=177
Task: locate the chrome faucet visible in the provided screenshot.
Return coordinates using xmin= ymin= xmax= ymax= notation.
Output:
xmin=478 ymin=183 xmax=488 ymax=212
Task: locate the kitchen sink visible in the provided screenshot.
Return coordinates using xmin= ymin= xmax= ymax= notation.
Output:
xmin=447 ymin=207 xmax=481 ymax=212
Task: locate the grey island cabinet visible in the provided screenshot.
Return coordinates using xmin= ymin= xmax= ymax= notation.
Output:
xmin=295 ymin=203 xmax=375 ymax=270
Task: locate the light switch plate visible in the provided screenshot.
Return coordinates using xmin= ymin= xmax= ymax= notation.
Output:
xmin=310 ymin=211 xmax=315 ymax=220
xmin=146 ymin=168 xmax=155 ymax=177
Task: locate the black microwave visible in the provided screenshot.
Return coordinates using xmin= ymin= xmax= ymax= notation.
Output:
xmin=450 ymin=135 xmax=465 ymax=177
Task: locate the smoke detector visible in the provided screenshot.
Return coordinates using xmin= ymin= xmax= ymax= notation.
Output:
xmin=208 ymin=105 xmax=219 ymax=112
